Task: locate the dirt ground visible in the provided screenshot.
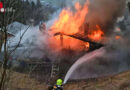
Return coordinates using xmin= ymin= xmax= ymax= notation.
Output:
xmin=2 ymin=70 xmax=130 ymax=90
xmin=64 ymin=71 xmax=130 ymax=90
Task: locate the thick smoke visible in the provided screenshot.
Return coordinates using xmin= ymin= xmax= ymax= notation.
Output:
xmin=67 ymin=16 xmax=130 ymax=80
xmin=7 ymin=26 xmax=47 ymax=59
xmin=69 ymin=36 xmax=130 ymax=79
xmin=72 ymin=0 xmax=126 ymax=35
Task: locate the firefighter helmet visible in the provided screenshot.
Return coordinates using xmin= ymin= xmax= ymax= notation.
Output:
xmin=56 ymin=79 xmax=63 ymax=86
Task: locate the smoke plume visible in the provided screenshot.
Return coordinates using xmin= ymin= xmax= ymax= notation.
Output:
xmin=72 ymin=0 xmax=126 ymax=35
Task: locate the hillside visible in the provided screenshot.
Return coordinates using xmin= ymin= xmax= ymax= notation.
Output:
xmin=4 ymin=70 xmax=130 ymax=90
xmin=64 ymin=71 xmax=130 ymax=90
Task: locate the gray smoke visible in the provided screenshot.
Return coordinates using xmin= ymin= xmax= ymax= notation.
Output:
xmin=67 ymin=17 xmax=130 ymax=80
xmin=69 ymin=36 xmax=130 ymax=79
xmin=88 ymin=0 xmax=126 ymax=35
xmin=71 ymin=0 xmax=126 ymax=35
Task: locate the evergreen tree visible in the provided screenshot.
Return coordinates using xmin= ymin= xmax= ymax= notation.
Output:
xmin=0 ymin=0 xmax=56 ymax=26
xmin=36 ymin=0 xmax=42 ymax=8
xmin=25 ymin=0 xmax=30 ymax=6
xmin=31 ymin=1 xmax=35 ymax=10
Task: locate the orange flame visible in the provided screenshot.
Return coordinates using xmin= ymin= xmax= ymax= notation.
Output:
xmin=88 ymin=25 xmax=104 ymax=41
xmin=48 ymin=0 xmax=104 ymax=51
xmin=50 ymin=1 xmax=89 ymax=35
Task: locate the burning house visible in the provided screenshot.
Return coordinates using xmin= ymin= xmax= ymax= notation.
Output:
xmin=48 ymin=10 xmax=103 ymax=53
xmin=43 ymin=0 xmax=124 ymax=57
xmin=40 ymin=0 xmax=128 ymax=82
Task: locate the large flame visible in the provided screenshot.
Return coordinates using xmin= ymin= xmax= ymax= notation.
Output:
xmin=50 ymin=1 xmax=89 ymax=35
xmin=48 ymin=0 xmax=104 ymax=51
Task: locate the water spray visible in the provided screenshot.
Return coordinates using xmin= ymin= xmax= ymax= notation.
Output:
xmin=63 ymin=47 xmax=105 ymax=84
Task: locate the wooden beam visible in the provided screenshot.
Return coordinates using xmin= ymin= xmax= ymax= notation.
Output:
xmin=54 ymin=32 xmax=104 ymax=47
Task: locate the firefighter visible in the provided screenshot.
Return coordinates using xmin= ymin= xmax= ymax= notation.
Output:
xmin=53 ymin=79 xmax=63 ymax=90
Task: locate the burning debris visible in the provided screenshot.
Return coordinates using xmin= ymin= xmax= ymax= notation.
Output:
xmin=47 ymin=0 xmax=105 ymax=53
xmin=44 ymin=0 xmax=125 ymax=53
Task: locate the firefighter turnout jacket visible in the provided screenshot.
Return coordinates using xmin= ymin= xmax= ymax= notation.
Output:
xmin=53 ymin=85 xmax=63 ymax=90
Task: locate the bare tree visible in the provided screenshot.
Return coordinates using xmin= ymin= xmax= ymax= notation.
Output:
xmin=0 ymin=0 xmax=30 ymax=89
